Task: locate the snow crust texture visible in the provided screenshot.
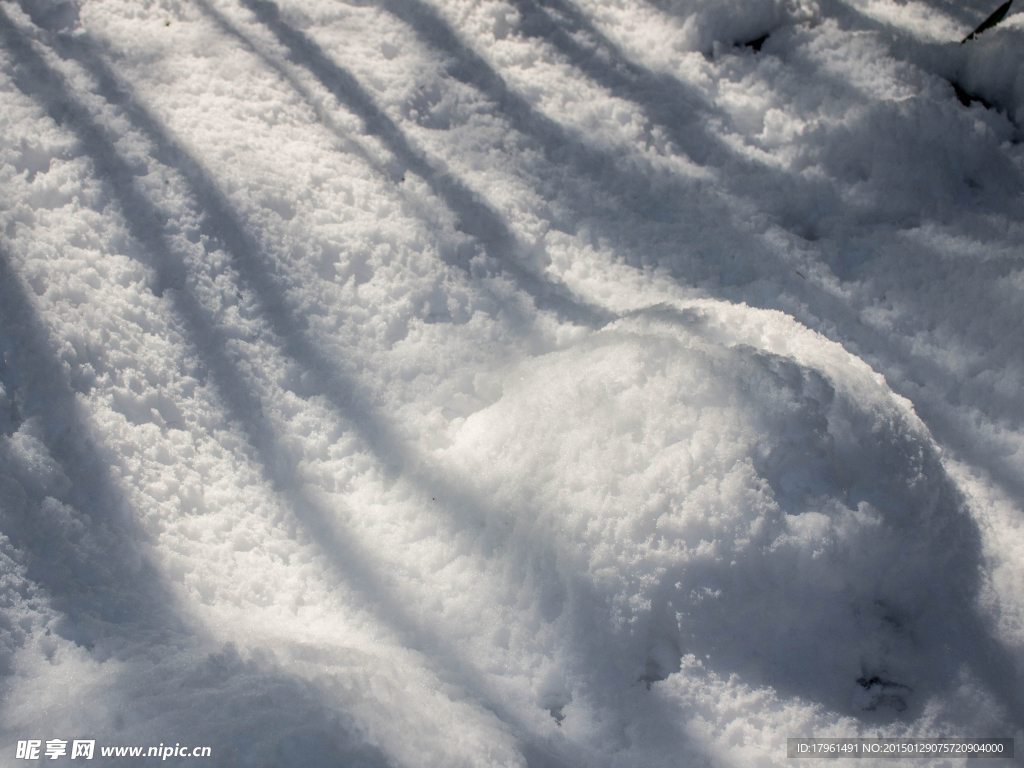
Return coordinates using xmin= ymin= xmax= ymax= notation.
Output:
xmin=1 ymin=0 xmax=1023 ymax=764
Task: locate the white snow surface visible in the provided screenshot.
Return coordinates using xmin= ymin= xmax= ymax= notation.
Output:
xmin=1 ymin=0 xmax=1023 ymax=764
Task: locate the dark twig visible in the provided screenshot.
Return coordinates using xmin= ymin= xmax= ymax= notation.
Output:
xmin=962 ymin=0 xmax=1013 ymax=43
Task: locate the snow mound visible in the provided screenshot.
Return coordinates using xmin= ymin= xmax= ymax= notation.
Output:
xmin=440 ymin=305 xmax=1006 ymax=736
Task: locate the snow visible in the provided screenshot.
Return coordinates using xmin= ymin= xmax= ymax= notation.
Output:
xmin=0 ymin=0 xmax=1023 ymax=764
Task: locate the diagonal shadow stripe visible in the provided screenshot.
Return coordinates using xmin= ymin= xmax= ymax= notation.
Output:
xmin=3 ymin=0 xmax=444 ymax=614
xmin=0 ymin=2 xmax=402 ymax=639
xmin=0 ymin=246 xmax=395 ymax=763
xmin=0 ymin=247 xmax=184 ymax=645
xmin=520 ymin=0 xmax=1021 ymax=219
xmin=353 ymin=0 xmax=799 ymax=300
xmin=1 ymin=14 xmax=599 ymax=765
xmin=372 ymin=0 xmax=839 ymax=233
xmin=218 ymin=0 xmax=787 ymax=322
xmin=216 ymin=0 xmax=611 ymax=328
xmin=12 ymin=0 xmax=582 ymax=580
xmin=362 ymin=0 xmax=702 ymax=226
